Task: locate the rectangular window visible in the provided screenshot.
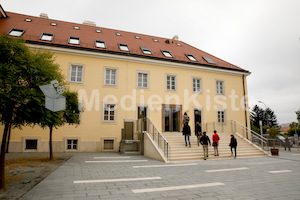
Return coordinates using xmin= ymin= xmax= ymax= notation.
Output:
xmin=186 ymin=54 xmax=197 ymax=61
xmin=95 ymin=40 xmax=106 ymax=48
xmin=104 ymin=104 xmax=116 ymax=122
xmin=8 ymin=28 xmax=25 ymax=37
xmin=67 ymin=139 xmax=78 ymax=150
xmin=137 ymin=72 xmax=148 ymax=88
xmin=203 ymin=56 xmax=215 ymax=64
xmin=119 ymin=43 xmax=129 ymax=51
xmin=40 ymin=33 xmax=54 ymax=41
xmin=161 ymin=50 xmax=173 ymax=58
xmin=141 ymin=47 xmax=152 ymax=55
xmin=25 ymin=139 xmax=37 ymax=150
xmin=216 ymin=81 xmax=224 ymax=95
xmin=218 ymin=110 xmax=225 ymax=123
xmin=70 ymin=65 xmax=83 ymax=83
xmin=69 ymin=36 xmax=80 ymax=45
xmin=167 ymin=75 xmax=176 ymax=91
xmin=103 ymin=140 xmax=114 ymax=150
xmin=105 ymin=69 xmax=117 ymax=86
xmin=193 ymin=78 xmax=201 ymax=93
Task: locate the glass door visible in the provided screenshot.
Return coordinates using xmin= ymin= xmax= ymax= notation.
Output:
xmin=164 ymin=105 xmax=181 ymax=132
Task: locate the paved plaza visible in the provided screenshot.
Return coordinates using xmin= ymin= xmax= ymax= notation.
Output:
xmin=20 ymin=150 xmax=300 ymax=200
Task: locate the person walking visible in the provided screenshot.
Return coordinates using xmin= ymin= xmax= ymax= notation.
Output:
xmin=183 ymin=123 xmax=191 ymax=147
xmin=200 ymin=132 xmax=211 ymax=160
xmin=183 ymin=112 xmax=190 ymax=125
xmin=284 ymin=135 xmax=291 ymax=151
xmin=212 ymin=130 xmax=220 ymax=156
xmin=229 ymin=134 xmax=237 ymax=158
xmin=195 ymin=122 xmax=202 ymax=146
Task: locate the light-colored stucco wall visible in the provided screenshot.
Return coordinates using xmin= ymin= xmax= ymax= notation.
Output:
xmin=0 ymin=47 xmax=250 ymax=152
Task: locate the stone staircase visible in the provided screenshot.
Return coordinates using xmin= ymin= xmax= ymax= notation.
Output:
xmin=163 ymin=132 xmax=267 ymax=162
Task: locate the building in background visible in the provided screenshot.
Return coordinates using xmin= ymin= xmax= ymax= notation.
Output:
xmin=0 ymin=6 xmax=251 ymax=153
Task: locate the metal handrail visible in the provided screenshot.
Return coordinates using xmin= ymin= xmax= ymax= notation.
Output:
xmin=135 ymin=118 xmax=169 ymax=161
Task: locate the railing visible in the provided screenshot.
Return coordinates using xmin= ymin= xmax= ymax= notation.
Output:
xmin=135 ymin=118 xmax=169 ymax=161
xmin=231 ymin=120 xmax=269 ymax=153
xmin=206 ymin=120 xmax=269 ymax=153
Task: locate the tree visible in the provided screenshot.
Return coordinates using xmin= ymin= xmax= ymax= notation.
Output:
xmin=296 ymin=109 xmax=300 ymax=123
xmin=26 ymin=89 xmax=81 ymax=160
xmin=0 ymin=35 xmax=63 ymax=190
xmin=250 ymin=105 xmax=278 ymax=133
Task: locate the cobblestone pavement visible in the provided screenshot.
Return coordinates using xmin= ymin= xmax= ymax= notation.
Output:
xmin=20 ymin=151 xmax=300 ymax=200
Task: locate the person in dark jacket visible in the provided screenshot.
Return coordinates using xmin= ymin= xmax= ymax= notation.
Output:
xmin=200 ymin=132 xmax=211 ymax=160
xmin=195 ymin=122 xmax=202 ymax=146
xmin=284 ymin=135 xmax=291 ymax=151
xmin=229 ymin=134 xmax=237 ymax=158
xmin=183 ymin=123 xmax=191 ymax=147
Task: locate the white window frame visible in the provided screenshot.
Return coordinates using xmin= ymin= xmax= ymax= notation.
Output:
xmin=186 ymin=54 xmax=197 ymax=62
xmin=166 ymin=74 xmax=176 ymax=91
xmin=217 ymin=110 xmax=226 ymax=124
xmin=119 ymin=43 xmax=130 ymax=51
xmin=161 ymin=50 xmax=173 ymax=58
xmin=137 ymin=71 xmax=149 ymax=89
xmin=95 ymin=40 xmax=106 ymax=48
xmin=40 ymin=33 xmax=54 ymax=41
xmin=193 ymin=78 xmax=202 ymax=93
xmin=104 ymin=67 xmax=118 ymax=86
xmin=216 ymin=80 xmax=224 ymax=95
xmin=140 ymin=47 xmax=152 ymax=55
xmin=8 ymin=28 xmax=25 ymax=37
xmin=69 ymin=64 xmax=84 ymax=83
xmin=103 ymin=103 xmax=117 ymax=123
xmin=69 ymin=36 xmax=80 ymax=45
xmin=66 ymin=139 xmax=78 ymax=150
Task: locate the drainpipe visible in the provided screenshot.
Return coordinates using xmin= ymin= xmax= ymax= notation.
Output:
xmin=242 ymin=75 xmax=248 ymax=139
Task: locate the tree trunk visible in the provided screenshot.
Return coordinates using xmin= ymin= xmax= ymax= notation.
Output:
xmin=0 ymin=122 xmax=10 ymax=190
xmin=49 ymin=126 xmax=53 ymax=160
xmin=5 ymin=124 xmax=12 ymax=153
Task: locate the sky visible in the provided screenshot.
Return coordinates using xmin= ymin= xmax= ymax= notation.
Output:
xmin=2 ymin=0 xmax=300 ymax=124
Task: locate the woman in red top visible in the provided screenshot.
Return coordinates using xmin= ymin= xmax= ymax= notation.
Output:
xmin=212 ymin=130 xmax=220 ymax=156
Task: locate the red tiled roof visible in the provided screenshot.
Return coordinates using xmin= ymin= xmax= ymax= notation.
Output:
xmin=0 ymin=12 xmax=249 ymax=73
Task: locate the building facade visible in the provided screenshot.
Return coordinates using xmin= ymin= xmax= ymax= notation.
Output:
xmin=0 ymin=7 xmax=251 ymax=153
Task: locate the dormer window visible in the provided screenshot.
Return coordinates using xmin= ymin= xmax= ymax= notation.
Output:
xmin=96 ymin=29 xmax=101 ymax=33
xmin=69 ymin=37 xmax=80 ymax=45
xmin=186 ymin=54 xmax=197 ymax=62
xmin=95 ymin=40 xmax=106 ymax=48
xmin=141 ymin=47 xmax=152 ymax=55
xmin=153 ymin=39 xmax=158 ymax=42
xmin=51 ymin=22 xmax=57 ymax=26
xmin=116 ymin=33 xmax=122 ymax=36
xmin=25 ymin=18 xmax=32 ymax=22
xmin=7 ymin=28 xmax=25 ymax=37
xmin=203 ymin=56 xmax=216 ymax=64
xmin=40 ymin=33 xmax=54 ymax=41
xmin=161 ymin=50 xmax=173 ymax=58
xmin=119 ymin=43 xmax=129 ymax=51
xmin=176 ymin=43 xmax=182 ymax=47
xmin=74 ymin=26 xmax=80 ymax=30
xmin=135 ymin=36 xmax=141 ymax=39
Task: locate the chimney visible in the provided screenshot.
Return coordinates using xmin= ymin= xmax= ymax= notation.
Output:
xmin=83 ymin=20 xmax=96 ymax=26
xmin=40 ymin=13 xmax=49 ymax=19
xmin=172 ymin=35 xmax=179 ymax=41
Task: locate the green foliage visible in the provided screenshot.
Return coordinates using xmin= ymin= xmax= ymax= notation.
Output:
xmin=287 ymin=128 xmax=300 ymax=136
xmin=268 ymin=127 xmax=280 ymax=138
xmin=295 ymin=109 xmax=300 ymax=123
xmin=250 ymin=105 xmax=278 ymax=133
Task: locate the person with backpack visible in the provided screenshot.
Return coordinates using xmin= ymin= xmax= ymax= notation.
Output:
xmin=200 ymin=132 xmax=211 ymax=160
xmin=183 ymin=123 xmax=191 ymax=147
xmin=212 ymin=130 xmax=220 ymax=156
xmin=229 ymin=134 xmax=237 ymax=158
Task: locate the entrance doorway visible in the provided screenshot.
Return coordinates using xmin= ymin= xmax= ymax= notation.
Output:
xmin=137 ymin=106 xmax=147 ymax=131
xmin=162 ymin=104 xmax=182 ymax=132
xmin=194 ymin=109 xmax=202 ymax=134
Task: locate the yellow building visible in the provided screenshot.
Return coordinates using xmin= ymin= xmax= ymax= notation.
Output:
xmin=0 ymin=8 xmax=251 ymax=154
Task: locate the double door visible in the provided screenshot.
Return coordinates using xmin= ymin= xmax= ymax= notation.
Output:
xmin=163 ymin=105 xmax=181 ymax=132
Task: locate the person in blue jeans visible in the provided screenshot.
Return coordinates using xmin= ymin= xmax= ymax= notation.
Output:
xmin=183 ymin=123 xmax=191 ymax=147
